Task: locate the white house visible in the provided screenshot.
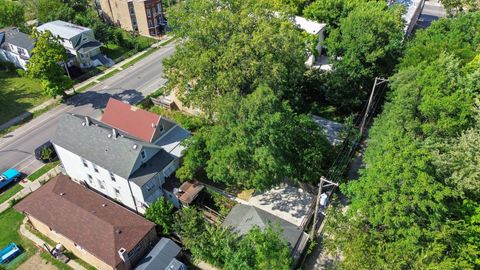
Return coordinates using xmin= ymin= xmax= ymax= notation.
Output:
xmin=0 ymin=27 xmax=35 ymax=70
xmin=52 ymin=98 xmax=191 ymax=214
xmin=292 ymin=16 xmax=331 ymax=70
xmin=37 ymin=20 xmax=113 ymax=69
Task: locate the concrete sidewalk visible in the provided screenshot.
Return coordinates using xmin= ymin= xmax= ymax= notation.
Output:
xmin=0 ymin=36 xmax=175 ymax=133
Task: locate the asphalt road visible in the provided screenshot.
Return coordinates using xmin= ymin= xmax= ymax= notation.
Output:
xmin=414 ymin=0 xmax=446 ymax=30
xmin=0 ymin=41 xmax=176 ymax=175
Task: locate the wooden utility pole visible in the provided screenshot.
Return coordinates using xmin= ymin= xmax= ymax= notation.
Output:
xmin=310 ymin=176 xmax=338 ymax=237
xmin=359 ymin=77 xmax=388 ymax=136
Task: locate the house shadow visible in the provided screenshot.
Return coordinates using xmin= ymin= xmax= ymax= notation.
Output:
xmin=65 ymin=88 xmax=145 ymax=110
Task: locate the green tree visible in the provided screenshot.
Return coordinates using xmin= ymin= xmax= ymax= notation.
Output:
xmin=27 ymin=30 xmax=72 ymax=99
xmin=302 ymin=0 xmax=371 ymax=29
xmin=173 ymin=206 xmax=206 ymax=248
xmin=323 ymin=12 xmax=480 ymax=270
xmin=164 ymin=0 xmax=305 ymax=114
xmin=441 ymin=0 xmax=480 ymax=15
xmin=145 ymin=198 xmax=175 ymax=234
xmin=0 ymin=0 xmax=25 ymax=28
xmin=224 ymin=225 xmax=292 ymax=270
xmin=323 ymin=1 xmax=404 ymax=110
xmin=179 ymin=85 xmax=331 ymax=190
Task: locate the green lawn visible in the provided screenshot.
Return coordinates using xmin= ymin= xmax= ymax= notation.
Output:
xmin=27 ymin=161 xmax=59 ymax=182
xmin=102 ymin=43 xmax=131 ymax=62
xmin=0 ymin=209 xmax=36 ymax=269
xmin=97 ymin=69 xmax=122 ymax=81
xmin=0 ymin=71 xmax=49 ymax=124
xmin=0 ymin=184 xmax=23 ymax=204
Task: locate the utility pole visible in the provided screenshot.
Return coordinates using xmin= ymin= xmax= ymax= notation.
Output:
xmin=310 ymin=176 xmax=338 ymax=237
xmin=359 ymin=77 xmax=388 ymax=136
xmin=63 ymin=61 xmax=76 ymax=94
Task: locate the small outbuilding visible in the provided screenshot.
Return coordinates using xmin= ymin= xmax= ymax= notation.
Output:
xmin=135 ymin=238 xmax=186 ymax=270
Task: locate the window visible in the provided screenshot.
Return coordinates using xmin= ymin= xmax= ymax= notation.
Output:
xmin=87 ymin=174 xmax=93 ymax=183
xmin=147 ymin=8 xmax=151 ymax=17
xmin=114 ymin=188 xmax=120 ymax=197
xmin=148 ymin=20 xmax=153 ymax=28
xmin=97 ymin=179 xmax=105 ymax=189
xmin=157 ymin=3 xmax=162 ymax=13
xmin=110 ymin=172 xmax=116 ymax=182
xmin=145 ymin=181 xmax=155 ymax=192
xmin=141 ymin=150 xmax=147 ymax=160
xmin=129 ymin=6 xmax=135 ymax=15
xmin=82 ymin=158 xmax=88 ymax=168
xmin=93 ymin=164 xmax=99 ymax=173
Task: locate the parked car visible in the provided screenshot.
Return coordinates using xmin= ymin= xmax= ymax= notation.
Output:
xmin=34 ymin=141 xmax=57 ymax=163
xmin=0 ymin=168 xmax=20 ymax=190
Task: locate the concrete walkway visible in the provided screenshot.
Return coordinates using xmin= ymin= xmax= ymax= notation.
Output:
xmin=0 ymin=36 xmax=175 ymax=132
xmin=19 ymin=221 xmax=86 ymax=270
xmin=0 ymin=166 xmax=60 ymax=214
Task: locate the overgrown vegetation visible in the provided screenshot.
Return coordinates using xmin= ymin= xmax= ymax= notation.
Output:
xmin=324 ymin=12 xmax=480 ymax=269
xmin=173 ymin=207 xmax=292 ymax=270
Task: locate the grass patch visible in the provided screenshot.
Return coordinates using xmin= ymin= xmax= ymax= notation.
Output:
xmin=0 ymin=209 xmax=36 ymax=269
xmin=102 ymin=43 xmax=131 ymax=62
xmin=0 ymin=184 xmax=23 ymax=205
xmin=0 ymin=71 xmax=50 ymax=124
xmin=27 ymin=161 xmax=59 ymax=182
xmin=40 ymin=252 xmax=73 ymax=270
xmin=76 ymin=81 xmax=96 ymax=93
xmin=148 ymin=106 xmax=207 ymax=132
xmin=97 ymin=69 xmax=122 ymax=81
xmin=237 ymin=189 xmax=255 ymax=201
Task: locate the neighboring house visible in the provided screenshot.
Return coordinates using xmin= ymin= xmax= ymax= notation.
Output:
xmin=222 ymin=184 xmax=314 ymax=266
xmin=0 ymin=27 xmax=34 ymax=70
xmin=14 ymin=175 xmax=158 ymax=270
xmin=162 ymin=177 xmax=204 ymax=208
xmin=312 ymin=115 xmax=344 ymax=146
xmin=292 ymin=16 xmax=332 ymax=71
xmin=52 ymin=98 xmax=190 ymax=214
xmin=391 ymin=0 xmax=425 ymax=35
xmin=97 ymin=0 xmax=166 ymax=37
xmin=135 ymin=238 xmax=186 ymax=270
xmin=37 ymin=20 xmax=113 ymax=69
xmin=222 ymin=204 xmax=310 ymax=266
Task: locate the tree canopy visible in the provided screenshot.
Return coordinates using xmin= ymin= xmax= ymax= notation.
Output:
xmin=27 ymin=30 xmax=72 ymax=98
xmin=0 ymin=0 xmax=25 ymax=28
xmin=324 ymin=12 xmax=480 ymax=269
xmin=177 ymin=85 xmax=331 ymax=190
xmin=163 ymin=0 xmax=306 ymax=114
xmin=145 ymin=198 xmax=175 ymax=234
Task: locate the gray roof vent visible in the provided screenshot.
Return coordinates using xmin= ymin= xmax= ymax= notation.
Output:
xmin=132 ymin=144 xmax=138 ymax=150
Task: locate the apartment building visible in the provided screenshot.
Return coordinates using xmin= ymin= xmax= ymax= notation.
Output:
xmin=51 ymin=98 xmax=190 ymax=214
xmin=97 ymin=0 xmax=167 ymax=37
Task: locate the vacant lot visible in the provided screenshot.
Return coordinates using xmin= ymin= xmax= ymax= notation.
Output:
xmin=0 ymin=71 xmax=49 ymax=124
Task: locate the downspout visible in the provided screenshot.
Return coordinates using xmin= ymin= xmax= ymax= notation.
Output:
xmin=126 ymin=179 xmax=139 ymax=213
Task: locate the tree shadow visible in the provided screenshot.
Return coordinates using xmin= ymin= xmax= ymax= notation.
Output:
xmin=64 ymin=88 xmax=145 ymax=109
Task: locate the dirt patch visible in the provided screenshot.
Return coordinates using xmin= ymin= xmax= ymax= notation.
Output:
xmin=17 ymin=253 xmax=57 ymax=270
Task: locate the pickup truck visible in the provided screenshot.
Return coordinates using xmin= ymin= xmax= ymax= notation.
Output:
xmin=0 ymin=168 xmax=20 ymax=190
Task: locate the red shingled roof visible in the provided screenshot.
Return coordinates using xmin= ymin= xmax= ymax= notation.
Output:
xmin=14 ymin=175 xmax=155 ymax=268
xmin=101 ymin=98 xmax=161 ymax=142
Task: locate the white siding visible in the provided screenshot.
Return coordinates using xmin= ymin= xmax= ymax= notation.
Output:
xmin=54 ymin=144 xmax=137 ymax=211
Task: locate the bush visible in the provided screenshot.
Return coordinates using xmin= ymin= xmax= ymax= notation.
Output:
xmin=16 ymin=68 xmax=26 ymax=77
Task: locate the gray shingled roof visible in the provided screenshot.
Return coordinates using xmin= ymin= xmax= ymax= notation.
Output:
xmin=222 ymin=204 xmax=304 ymax=249
xmin=52 ymin=114 xmax=163 ymax=180
xmin=0 ymin=27 xmax=34 ymax=50
xmin=135 ymin=238 xmax=182 ymax=270
xmin=130 ymin=150 xmax=174 ymax=187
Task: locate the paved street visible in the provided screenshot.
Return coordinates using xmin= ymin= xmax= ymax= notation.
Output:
xmin=0 ymin=42 xmax=176 ymax=175
xmin=415 ymin=0 xmax=446 ymax=30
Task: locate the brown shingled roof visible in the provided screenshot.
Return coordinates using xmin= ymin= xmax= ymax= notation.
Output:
xmin=14 ymin=175 xmax=155 ymax=268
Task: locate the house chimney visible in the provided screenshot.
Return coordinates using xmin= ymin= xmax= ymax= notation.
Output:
xmin=118 ymin=248 xmax=131 ymax=269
